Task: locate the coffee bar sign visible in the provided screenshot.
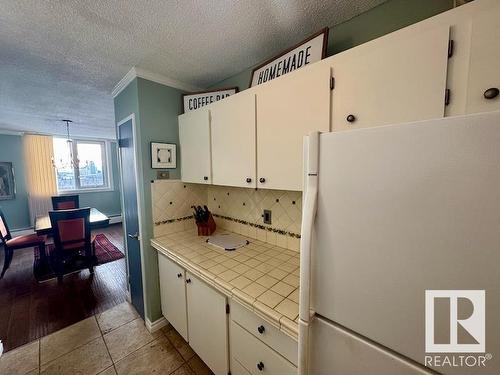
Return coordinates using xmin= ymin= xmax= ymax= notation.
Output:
xmin=250 ymin=28 xmax=328 ymax=87
xmin=183 ymin=87 xmax=238 ymax=112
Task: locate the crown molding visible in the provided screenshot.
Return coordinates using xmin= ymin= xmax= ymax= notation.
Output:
xmin=112 ymin=67 xmax=203 ymax=97
xmin=0 ymin=128 xmax=24 ymax=136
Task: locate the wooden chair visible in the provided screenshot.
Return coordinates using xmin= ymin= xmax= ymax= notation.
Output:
xmin=0 ymin=208 xmax=47 ymax=279
xmin=49 ymin=208 xmax=95 ymax=283
xmin=51 ymin=195 xmax=80 ymax=210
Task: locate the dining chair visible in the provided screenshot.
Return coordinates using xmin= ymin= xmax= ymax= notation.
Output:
xmin=51 ymin=195 xmax=80 ymax=210
xmin=49 ymin=207 xmax=95 ymax=283
xmin=0 ymin=208 xmax=47 ymax=279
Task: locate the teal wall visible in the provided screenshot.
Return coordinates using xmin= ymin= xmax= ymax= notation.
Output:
xmin=0 ymin=134 xmax=122 ymax=231
xmin=0 ymin=134 xmax=31 ymax=230
xmin=114 ymin=77 xmax=184 ymax=322
xmin=209 ymin=0 xmax=453 ymax=90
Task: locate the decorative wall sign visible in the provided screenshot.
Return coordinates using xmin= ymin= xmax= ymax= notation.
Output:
xmin=183 ymin=87 xmax=238 ymax=113
xmin=151 ymin=142 xmax=176 ymax=169
xmin=250 ymin=28 xmax=328 ymax=87
xmin=0 ymin=162 xmax=16 ymax=200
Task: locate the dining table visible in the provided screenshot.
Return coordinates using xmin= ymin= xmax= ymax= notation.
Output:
xmin=34 ymin=208 xmax=110 ymax=236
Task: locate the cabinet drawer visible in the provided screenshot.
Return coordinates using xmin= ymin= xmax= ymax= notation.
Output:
xmin=231 ymin=301 xmax=297 ymax=365
xmin=231 ymin=321 xmax=297 ymax=375
xmin=231 ymin=358 xmax=252 ymax=375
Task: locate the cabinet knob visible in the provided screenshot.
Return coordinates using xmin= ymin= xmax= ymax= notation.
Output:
xmin=484 ymin=88 xmax=499 ymax=100
xmin=203 ymin=176 xmax=208 ymax=181
xmin=257 ymin=325 xmax=265 ymax=334
xmin=259 ymin=177 xmax=266 ymax=183
xmin=186 ymin=278 xmax=191 ymax=284
xmin=346 ymin=114 xmax=356 ymax=123
xmin=246 ymin=177 xmax=252 ymax=183
xmin=257 ymin=361 xmax=265 ymax=371
xmin=177 ymin=273 xmax=182 ymax=278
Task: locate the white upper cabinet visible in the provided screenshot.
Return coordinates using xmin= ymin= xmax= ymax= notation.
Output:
xmin=256 ymin=62 xmax=331 ymax=191
xmin=211 ymin=91 xmax=256 ymax=188
xmin=179 ymin=108 xmax=211 ymax=184
xmin=465 ymin=8 xmax=500 ymax=114
xmin=329 ymin=25 xmax=450 ymax=131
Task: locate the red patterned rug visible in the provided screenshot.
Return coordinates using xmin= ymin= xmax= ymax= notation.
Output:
xmin=34 ymin=233 xmax=124 ymax=282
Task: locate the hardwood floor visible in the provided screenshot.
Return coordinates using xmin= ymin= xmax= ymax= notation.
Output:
xmin=0 ymin=224 xmax=128 ymax=352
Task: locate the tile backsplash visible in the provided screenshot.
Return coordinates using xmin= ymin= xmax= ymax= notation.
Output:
xmin=151 ymin=180 xmax=302 ymax=251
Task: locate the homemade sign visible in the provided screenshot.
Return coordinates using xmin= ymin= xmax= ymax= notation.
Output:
xmin=250 ymin=28 xmax=328 ymax=87
xmin=183 ymin=87 xmax=238 ymax=112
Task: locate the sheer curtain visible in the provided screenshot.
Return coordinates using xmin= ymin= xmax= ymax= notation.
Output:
xmin=23 ymin=134 xmax=58 ymax=226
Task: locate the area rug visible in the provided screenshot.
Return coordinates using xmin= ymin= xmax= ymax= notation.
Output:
xmin=33 ymin=234 xmax=124 ymax=282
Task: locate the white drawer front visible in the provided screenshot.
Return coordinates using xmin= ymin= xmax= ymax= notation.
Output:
xmin=231 ymin=321 xmax=297 ymax=375
xmin=231 ymin=301 xmax=298 ymax=366
xmin=231 ymin=358 xmax=252 ymax=375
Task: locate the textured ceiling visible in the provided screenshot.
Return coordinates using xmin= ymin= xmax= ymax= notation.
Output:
xmin=0 ymin=0 xmax=386 ymax=138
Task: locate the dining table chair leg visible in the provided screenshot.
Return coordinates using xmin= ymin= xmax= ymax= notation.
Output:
xmin=1 ymin=248 xmax=13 ymax=279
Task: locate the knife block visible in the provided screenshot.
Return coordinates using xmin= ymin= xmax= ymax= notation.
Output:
xmin=197 ymin=213 xmax=216 ymax=236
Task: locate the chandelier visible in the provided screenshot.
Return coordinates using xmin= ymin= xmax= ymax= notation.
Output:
xmin=55 ymin=119 xmax=78 ymax=169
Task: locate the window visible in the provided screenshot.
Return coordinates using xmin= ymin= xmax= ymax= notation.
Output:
xmin=53 ymin=138 xmax=111 ymax=192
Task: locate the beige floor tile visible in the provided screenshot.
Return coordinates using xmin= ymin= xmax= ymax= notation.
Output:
xmin=115 ymin=335 xmax=184 ymax=375
xmin=41 ymin=317 xmax=101 ymax=365
xmin=96 ymin=302 xmax=139 ymax=335
xmin=162 ymin=326 xmax=195 ymax=361
xmin=245 ymin=258 xmax=260 ymax=268
xmin=257 ymin=290 xmax=285 ymax=308
xmin=98 ymin=366 xmax=117 ymax=375
xmin=41 ymin=337 xmax=112 ymax=375
xmin=275 ymin=299 xmax=299 ymax=321
xmin=188 ymin=354 xmax=214 ymax=375
xmin=270 ymin=281 xmax=295 ymax=297
xmin=255 ymin=263 xmax=274 ymax=273
xmin=278 ymin=263 xmax=297 ymax=273
xmin=0 ymin=340 xmax=39 ymax=375
xmin=218 ymin=269 xmax=238 ymax=282
xmin=243 ymin=268 xmax=264 ymax=281
xmin=242 ymin=282 xmax=267 ymax=298
xmin=229 ymin=275 xmax=252 ymax=290
xmin=171 ymin=363 xmax=195 ymax=375
xmin=267 ymin=268 xmax=287 ymax=280
xmin=255 ymin=274 xmax=279 ymax=288
xmin=103 ymin=318 xmax=156 ymax=362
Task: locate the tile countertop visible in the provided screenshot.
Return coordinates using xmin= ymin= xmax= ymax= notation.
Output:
xmin=151 ymin=229 xmax=300 ymax=340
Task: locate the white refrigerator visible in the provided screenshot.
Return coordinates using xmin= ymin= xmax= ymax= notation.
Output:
xmin=299 ymin=112 xmax=500 ymax=374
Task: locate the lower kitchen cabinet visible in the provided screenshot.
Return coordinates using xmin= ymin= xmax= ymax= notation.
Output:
xmin=158 ymin=253 xmax=229 ymax=375
xmin=186 ymin=272 xmax=229 ymax=375
xmin=158 ymin=253 xmax=188 ymax=341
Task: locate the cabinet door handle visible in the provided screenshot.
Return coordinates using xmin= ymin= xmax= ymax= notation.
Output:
xmin=346 ymin=114 xmax=356 ymax=123
xmin=203 ymin=176 xmax=208 ymax=181
xmin=246 ymin=177 xmax=252 ymax=183
xmin=257 ymin=361 xmax=264 ymax=371
xmin=186 ymin=278 xmax=191 ymax=284
xmin=257 ymin=325 xmax=265 ymax=334
xmin=177 ymin=273 xmax=182 ymax=278
xmin=259 ymin=177 xmax=266 ymax=183
xmin=484 ymin=88 xmax=499 ymax=100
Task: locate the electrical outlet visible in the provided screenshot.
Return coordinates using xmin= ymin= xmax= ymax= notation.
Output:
xmin=263 ymin=209 xmax=272 ymax=225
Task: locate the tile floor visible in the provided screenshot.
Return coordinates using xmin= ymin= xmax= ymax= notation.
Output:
xmin=0 ymin=302 xmax=213 ymax=375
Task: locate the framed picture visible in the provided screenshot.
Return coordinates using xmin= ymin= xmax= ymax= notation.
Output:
xmin=0 ymin=162 xmax=16 ymax=200
xmin=151 ymin=142 xmax=176 ymax=169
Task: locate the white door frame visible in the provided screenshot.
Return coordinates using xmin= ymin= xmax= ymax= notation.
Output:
xmin=117 ymin=113 xmax=149 ymax=319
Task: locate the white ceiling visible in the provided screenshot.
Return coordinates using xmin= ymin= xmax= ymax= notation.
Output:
xmin=0 ymin=0 xmax=386 ymax=139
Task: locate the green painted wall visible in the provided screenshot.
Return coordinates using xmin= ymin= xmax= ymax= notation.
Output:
xmin=209 ymin=0 xmax=453 ymax=90
xmin=114 ymin=77 xmax=184 ymax=322
xmin=0 ymin=134 xmax=31 ymax=230
xmin=0 ymin=134 xmax=121 ymax=231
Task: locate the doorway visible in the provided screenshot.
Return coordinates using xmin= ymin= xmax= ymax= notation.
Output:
xmin=117 ymin=114 xmax=145 ymax=318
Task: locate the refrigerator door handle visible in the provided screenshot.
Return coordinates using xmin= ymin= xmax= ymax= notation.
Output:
xmin=298 ymin=131 xmax=320 ymax=375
